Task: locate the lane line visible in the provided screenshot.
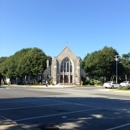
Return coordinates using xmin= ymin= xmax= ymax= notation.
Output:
xmin=1 ymin=97 xmax=127 ymax=115
xmin=41 ymin=98 xmax=130 ymax=114
xmin=106 ymin=122 xmax=130 ymax=130
xmin=14 ymin=108 xmax=100 ymax=122
xmin=42 ymin=99 xmax=128 ymax=112
xmin=0 ymin=103 xmax=71 ymax=111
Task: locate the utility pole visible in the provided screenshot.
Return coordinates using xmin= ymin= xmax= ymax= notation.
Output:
xmin=114 ymin=55 xmax=119 ymax=83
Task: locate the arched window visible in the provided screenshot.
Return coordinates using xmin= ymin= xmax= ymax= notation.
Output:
xmin=61 ymin=58 xmax=72 ymax=72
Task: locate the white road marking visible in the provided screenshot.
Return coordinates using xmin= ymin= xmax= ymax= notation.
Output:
xmin=106 ymin=122 xmax=130 ymax=130
xmin=41 ymin=98 xmax=130 ymax=114
xmin=14 ymin=108 xmax=100 ymax=122
xmin=0 ymin=96 xmax=129 ymax=114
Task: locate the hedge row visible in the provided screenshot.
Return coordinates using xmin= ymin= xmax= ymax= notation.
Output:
xmin=118 ymin=85 xmax=130 ymax=90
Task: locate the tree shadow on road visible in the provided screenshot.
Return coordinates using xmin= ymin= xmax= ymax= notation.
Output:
xmin=0 ymin=96 xmax=130 ymax=130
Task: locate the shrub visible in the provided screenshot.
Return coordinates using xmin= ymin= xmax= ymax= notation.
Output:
xmin=118 ymin=85 xmax=130 ymax=90
xmin=49 ymin=80 xmax=52 ymax=85
xmin=99 ymin=77 xmax=104 ymax=84
xmin=86 ymin=79 xmax=90 ymax=85
xmin=118 ymin=85 xmax=123 ymax=90
xmin=122 ymin=86 xmax=129 ymax=90
xmin=93 ymin=80 xmax=101 ymax=86
xmin=90 ymin=79 xmax=94 ymax=85
xmin=1 ymin=81 xmax=4 ymax=85
xmin=100 ymin=83 xmax=104 ymax=86
xmin=80 ymin=81 xmax=83 ymax=85
xmin=86 ymin=79 xmax=102 ymax=86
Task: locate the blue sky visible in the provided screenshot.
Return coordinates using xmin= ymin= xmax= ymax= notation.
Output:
xmin=0 ymin=0 xmax=130 ymax=59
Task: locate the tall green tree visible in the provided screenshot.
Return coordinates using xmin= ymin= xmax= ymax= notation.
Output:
xmin=17 ymin=47 xmax=48 ymax=78
xmin=0 ymin=57 xmax=7 ymax=63
xmin=0 ymin=48 xmax=51 ymax=83
xmin=83 ymin=46 xmax=123 ymax=81
xmin=0 ymin=57 xmax=8 ymax=84
xmin=120 ymin=53 xmax=130 ymax=80
xmin=0 ymin=56 xmax=19 ymax=78
xmin=82 ymin=53 xmax=90 ymax=70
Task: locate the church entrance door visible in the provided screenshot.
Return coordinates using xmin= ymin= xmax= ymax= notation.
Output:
xmin=60 ymin=75 xmax=73 ymax=83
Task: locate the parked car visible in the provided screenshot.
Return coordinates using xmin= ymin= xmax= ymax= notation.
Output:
xmin=120 ymin=81 xmax=130 ymax=86
xmin=103 ymin=81 xmax=120 ymax=89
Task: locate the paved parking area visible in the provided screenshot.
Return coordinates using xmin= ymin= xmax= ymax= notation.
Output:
xmin=0 ymin=86 xmax=130 ymax=130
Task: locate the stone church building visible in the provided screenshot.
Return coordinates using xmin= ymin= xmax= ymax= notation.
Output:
xmin=43 ymin=46 xmax=86 ymax=85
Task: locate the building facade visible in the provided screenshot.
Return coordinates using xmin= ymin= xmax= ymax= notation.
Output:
xmin=43 ymin=46 xmax=86 ymax=85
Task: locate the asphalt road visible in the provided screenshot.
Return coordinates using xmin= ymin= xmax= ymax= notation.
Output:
xmin=0 ymin=86 xmax=130 ymax=130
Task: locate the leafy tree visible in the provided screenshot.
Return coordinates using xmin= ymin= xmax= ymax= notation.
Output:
xmin=0 ymin=57 xmax=8 ymax=84
xmin=17 ymin=48 xmax=47 ymax=78
xmin=0 ymin=47 xmax=52 ymax=84
xmin=83 ymin=46 xmax=123 ymax=82
xmin=81 ymin=53 xmax=90 ymax=70
xmin=0 ymin=57 xmax=7 ymax=63
xmin=120 ymin=53 xmax=130 ymax=80
xmin=0 ymin=56 xmax=17 ymax=78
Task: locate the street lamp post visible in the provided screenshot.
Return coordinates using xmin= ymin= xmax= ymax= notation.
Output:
xmin=114 ymin=55 xmax=119 ymax=83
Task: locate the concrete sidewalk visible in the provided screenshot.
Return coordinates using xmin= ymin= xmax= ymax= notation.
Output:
xmin=0 ymin=116 xmax=24 ymax=130
xmin=29 ymin=84 xmax=78 ymax=88
xmin=1 ymin=84 xmax=78 ymax=88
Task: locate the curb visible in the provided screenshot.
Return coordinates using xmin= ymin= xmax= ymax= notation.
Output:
xmin=109 ymin=90 xmax=130 ymax=93
xmin=0 ymin=116 xmax=24 ymax=130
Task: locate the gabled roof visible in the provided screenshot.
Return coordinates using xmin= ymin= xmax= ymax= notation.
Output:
xmin=57 ymin=45 xmax=77 ymax=58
